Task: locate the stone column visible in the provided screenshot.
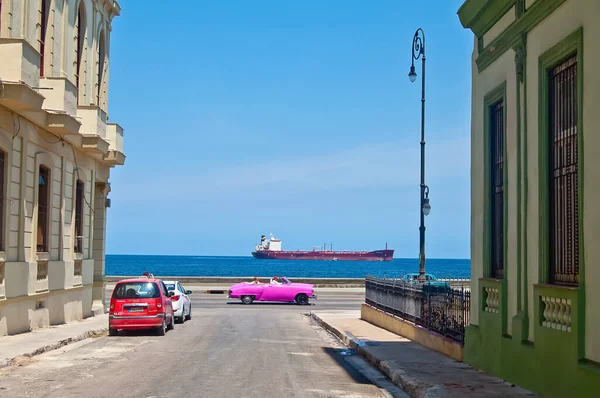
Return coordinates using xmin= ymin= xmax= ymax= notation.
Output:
xmin=91 ymin=182 xmax=110 ymax=315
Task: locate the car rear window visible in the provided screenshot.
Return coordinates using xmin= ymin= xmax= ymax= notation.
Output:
xmin=165 ymin=284 xmax=175 ymax=291
xmin=112 ymin=282 xmax=161 ymax=299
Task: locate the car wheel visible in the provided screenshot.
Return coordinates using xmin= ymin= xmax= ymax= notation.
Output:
xmin=185 ymin=305 xmax=192 ymax=321
xmin=156 ymin=319 xmax=166 ymax=336
xmin=295 ymin=293 xmax=309 ymax=305
xmin=108 ymin=327 xmax=117 ymax=336
xmin=167 ymin=315 xmax=175 ymax=330
xmin=241 ymin=295 xmax=254 ymax=305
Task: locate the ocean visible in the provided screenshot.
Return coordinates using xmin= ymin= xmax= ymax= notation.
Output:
xmin=105 ymin=255 xmax=471 ymax=279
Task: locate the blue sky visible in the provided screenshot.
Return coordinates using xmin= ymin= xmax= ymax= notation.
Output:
xmin=106 ymin=0 xmax=473 ymax=258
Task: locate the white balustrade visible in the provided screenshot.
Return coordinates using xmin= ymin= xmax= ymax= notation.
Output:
xmin=541 ymin=296 xmax=572 ymax=332
xmin=484 ymin=287 xmax=500 ymax=313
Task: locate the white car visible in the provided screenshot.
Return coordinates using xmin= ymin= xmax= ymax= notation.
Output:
xmin=164 ymin=280 xmax=192 ymax=323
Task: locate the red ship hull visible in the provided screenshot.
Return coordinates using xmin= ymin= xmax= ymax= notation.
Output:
xmin=251 ymin=249 xmax=394 ymax=261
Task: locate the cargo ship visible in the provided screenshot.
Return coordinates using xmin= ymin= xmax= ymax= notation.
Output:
xmin=251 ymin=234 xmax=394 ymax=261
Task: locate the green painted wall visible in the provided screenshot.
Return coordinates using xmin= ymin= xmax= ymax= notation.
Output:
xmin=459 ymin=0 xmax=600 ymax=396
xmin=465 ymin=284 xmax=600 ymax=398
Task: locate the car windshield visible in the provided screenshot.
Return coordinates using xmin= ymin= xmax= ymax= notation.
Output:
xmin=112 ymin=282 xmax=160 ymax=299
xmin=282 ymin=277 xmax=290 ymax=284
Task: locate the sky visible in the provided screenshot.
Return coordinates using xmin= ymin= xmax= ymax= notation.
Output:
xmin=105 ymin=0 xmax=474 ymax=258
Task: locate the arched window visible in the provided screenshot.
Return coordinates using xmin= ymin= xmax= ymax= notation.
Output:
xmin=74 ymin=179 xmax=84 ymax=253
xmin=37 ymin=165 xmax=51 ymax=253
xmin=96 ymin=31 xmax=105 ymax=106
xmin=75 ymin=2 xmax=85 ymax=98
xmin=0 ymin=151 xmax=5 ymax=251
xmin=40 ymin=0 xmax=51 ymax=76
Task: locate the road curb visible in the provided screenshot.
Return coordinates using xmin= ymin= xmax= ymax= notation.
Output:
xmin=310 ymin=312 xmax=444 ymax=398
xmin=0 ymin=327 xmax=108 ymax=370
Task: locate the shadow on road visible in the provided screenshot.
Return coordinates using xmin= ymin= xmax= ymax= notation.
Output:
xmin=321 ymin=346 xmax=372 ymax=385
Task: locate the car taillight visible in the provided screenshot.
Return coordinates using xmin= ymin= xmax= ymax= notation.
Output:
xmin=156 ymin=298 xmax=162 ymax=309
xmin=109 ymin=299 xmax=115 ymax=312
xmin=171 ymin=295 xmax=180 ymax=302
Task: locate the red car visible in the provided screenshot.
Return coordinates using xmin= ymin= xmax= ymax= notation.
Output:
xmin=108 ymin=274 xmax=175 ymax=336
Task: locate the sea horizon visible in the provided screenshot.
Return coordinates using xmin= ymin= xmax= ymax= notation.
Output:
xmin=105 ymin=254 xmax=471 ymax=279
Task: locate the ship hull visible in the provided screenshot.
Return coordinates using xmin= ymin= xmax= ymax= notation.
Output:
xmin=251 ymin=249 xmax=394 ymax=261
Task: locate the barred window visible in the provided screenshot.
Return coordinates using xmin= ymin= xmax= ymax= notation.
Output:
xmin=74 ymin=180 xmax=84 ymax=253
xmin=548 ymin=55 xmax=579 ymax=286
xmin=75 ymin=3 xmax=85 ymax=98
xmin=0 ymin=151 xmax=5 ymax=251
xmin=490 ymin=100 xmax=504 ymax=279
xmin=37 ymin=166 xmax=50 ymax=253
xmin=39 ymin=0 xmax=50 ymax=76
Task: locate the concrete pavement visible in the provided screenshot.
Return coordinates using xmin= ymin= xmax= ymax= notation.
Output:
xmin=0 ymin=314 xmax=108 ymax=369
xmin=0 ymin=302 xmax=407 ymax=397
xmin=311 ymin=310 xmax=536 ymax=398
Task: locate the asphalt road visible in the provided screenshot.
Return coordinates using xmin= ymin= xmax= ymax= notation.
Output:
xmin=0 ymin=291 xmax=407 ymax=398
xmin=103 ymin=289 xmax=367 ymax=311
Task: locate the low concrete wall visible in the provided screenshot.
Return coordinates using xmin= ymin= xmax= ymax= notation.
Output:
xmin=105 ymin=276 xmax=366 ymax=287
xmin=360 ymin=303 xmax=464 ymax=362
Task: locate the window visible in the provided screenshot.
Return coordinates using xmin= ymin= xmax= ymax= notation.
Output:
xmin=165 ymin=283 xmax=175 ymax=291
xmin=74 ymin=179 xmax=84 ymax=253
xmin=160 ymin=282 xmax=169 ymax=296
xmin=75 ymin=3 xmax=85 ymax=97
xmin=490 ymin=99 xmax=504 ymax=279
xmin=37 ymin=166 xmax=50 ymax=253
xmin=40 ymin=0 xmax=50 ymax=76
xmin=97 ymin=32 xmax=106 ymax=106
xmin=548 ymin=55 xmax=579 ymax=286
xmin=112 ymin=282 xmax=160 ymax=299
xmin=0 ymin=151 xmax=5 ymax=251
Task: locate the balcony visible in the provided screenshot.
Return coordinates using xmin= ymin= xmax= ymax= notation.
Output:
xmin=77 ymin=106 xmax=107 ymax=138
xmin=39 ymin=77 xmax=78 ymax=116
xmin=106 ymin=123 xmax=124 ymax=152
xmin=104 ymin=150 xmax=126 ymax=166
xmin=0 ymin=38 xmax=41 ymax=89
xmin=81 ymin=134 xmax=110 ymax=155
xmin=46 ymin=111 xmax=81 ymax=136
xmin=104 ymin=123 xmax=125 ymax=166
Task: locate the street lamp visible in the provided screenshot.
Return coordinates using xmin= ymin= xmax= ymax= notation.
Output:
xmin=409 ymin=28 xmax=430 ymax=283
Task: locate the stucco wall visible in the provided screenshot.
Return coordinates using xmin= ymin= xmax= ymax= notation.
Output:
xmin=0 ymin=0 xmax=115 ymax=110
xmin=525 ymin=0 xmax=600 ymax=363
xmin=0 ymin=285 xmax=93 ymax=335
xmin=470 ymin=49 xmax=516 ymax=328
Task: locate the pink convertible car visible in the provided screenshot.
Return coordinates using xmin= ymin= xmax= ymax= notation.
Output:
xmin=228 ymin=277 xmax=316 ymax=305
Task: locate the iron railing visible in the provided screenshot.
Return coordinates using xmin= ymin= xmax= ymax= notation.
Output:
xmin=491 ymin=99 xmax=505 ymax=279
xmin=548 ymin=55 xmax=579 ymax=286
xmin=365 ymin=276 xmax=470 ymax=344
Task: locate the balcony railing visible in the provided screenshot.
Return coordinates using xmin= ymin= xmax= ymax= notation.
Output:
xmin=365 ymin=276 xmax=470 ymax=343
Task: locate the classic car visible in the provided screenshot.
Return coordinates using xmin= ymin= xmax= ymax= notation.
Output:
xmin=228 ymin=277 xmax=316 ymax=305
xmin=401 ymin=273 xmax=451 ymax=291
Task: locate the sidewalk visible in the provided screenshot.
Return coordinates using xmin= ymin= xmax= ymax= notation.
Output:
xmin=0 ymin=314 xmax=108 ymax=369
xmin=311 ymin=310 xmax=536 ymax=398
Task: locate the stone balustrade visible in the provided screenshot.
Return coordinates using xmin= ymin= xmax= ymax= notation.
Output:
xmin=541 ymin=296 xmax=572 ymax=332
xmin=484 ymin=286 xmax=500 ymax=313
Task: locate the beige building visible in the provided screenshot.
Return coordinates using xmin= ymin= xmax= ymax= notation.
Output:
xmin=0 ymin=0 xmax=124 ymax=336
xmin=458 ymin=0 xmax=600 ymax=396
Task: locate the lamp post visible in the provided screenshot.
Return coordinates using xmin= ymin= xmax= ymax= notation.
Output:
xmin=409 ymin=28 xmax=431 ymax=283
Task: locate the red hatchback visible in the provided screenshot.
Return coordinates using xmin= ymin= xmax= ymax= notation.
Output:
xmin=108 ymin=275 xmax=175 ymax=336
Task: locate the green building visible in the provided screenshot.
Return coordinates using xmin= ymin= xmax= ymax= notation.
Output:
xmin=457 ymin=0 xmax=600 ymax=396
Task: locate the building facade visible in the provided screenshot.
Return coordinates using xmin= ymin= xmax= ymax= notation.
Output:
xmin=0 ymin=0 xmax=124 ymax=336
xmin=458 ymin=0 xmax=600 ymax=396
